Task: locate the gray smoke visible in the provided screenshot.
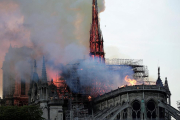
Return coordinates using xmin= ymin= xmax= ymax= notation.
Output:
xmin=14 ymin=0 xmax=105 ymax=60
xmin=0 ymin=0 xmax=105 ymax=97
xmin=63 ymin=58 xmax=134 ymax=96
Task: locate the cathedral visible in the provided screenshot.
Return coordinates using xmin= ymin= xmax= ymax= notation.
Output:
xmin=1 ymin=0 xmax=180 ymax=120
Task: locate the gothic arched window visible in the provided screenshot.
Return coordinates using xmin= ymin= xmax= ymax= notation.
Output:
xmin=146 ymin=99 xmax=156 ymax=119
xmin=132 ymin=100 xmax=141 ymax=120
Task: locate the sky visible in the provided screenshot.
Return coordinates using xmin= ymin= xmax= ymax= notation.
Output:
xmin=0 ymin=0 xmax=179 ymax=110
xmin=100 ymin=0 xmax=180 ymax=109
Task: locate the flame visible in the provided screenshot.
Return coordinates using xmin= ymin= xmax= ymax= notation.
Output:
xmin=124 ymin=75 xmax=137 ymax=86
xmin=88 ymin=96 xmax=92 ymax=101
xmin=46 ymin=68 xmax=58 ymax=82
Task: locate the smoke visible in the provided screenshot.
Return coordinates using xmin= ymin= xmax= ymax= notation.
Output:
xmin=63 ymin=58 xmax=134 ymax=96
xmin=14 ymin=0 xmax=105 ymax=54
xmin=0 ymin=0 xmax=105 ymax=97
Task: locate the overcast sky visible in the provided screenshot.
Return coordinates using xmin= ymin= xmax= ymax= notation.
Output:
xmin=100 ymin=0 xmax=180 ymax=109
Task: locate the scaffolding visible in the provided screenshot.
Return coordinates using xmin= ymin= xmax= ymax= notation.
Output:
xmin=64 ymin=60 xmax=90 ymax=120
xmin=106 ymin=59 xmax=149 ymax=82
xmin=65 ymin=94 xmax=89 ymax=120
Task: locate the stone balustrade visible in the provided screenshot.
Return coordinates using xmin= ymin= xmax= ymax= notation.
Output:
xmin=94 ymin=85 xmax=167 ymax=103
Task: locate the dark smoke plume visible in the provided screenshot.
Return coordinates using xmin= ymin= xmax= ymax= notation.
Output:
xmin=0 ymin=0 xmax=105 ymax=97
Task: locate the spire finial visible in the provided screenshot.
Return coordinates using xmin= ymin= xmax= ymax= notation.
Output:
xmin=156 ymin=67 xmax=163 ymax=87
xmin=42 ymin=56 xmax=47 ymax=82
xmin=8 ymin=44 xmax=12 ymax=51
xmin=165 ymin=77 xmax=168 ymax=85
xmin=158 ymin=67 xmax=160 ymax=78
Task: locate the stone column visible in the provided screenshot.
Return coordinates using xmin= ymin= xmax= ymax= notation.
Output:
xmin=120 ymin=111 xmax=123 ymax=120
xmin=141 ymin=99 xmax=147 ymax=120
xmin=46 ymin=88 xmax=48 ymax=100
xmin=127 ymin=107 xmax=132 ymax=120
xmin=127 ymin=93 xmax=129 ymax=102
xmin=157 ymin=106 xmax=159 ymax=120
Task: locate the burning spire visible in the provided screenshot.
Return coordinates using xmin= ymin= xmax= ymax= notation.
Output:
xmin=89 ymin=0 xmax=105 ymax=63
xmin=41 ymin=56 xmax=47 ymax=83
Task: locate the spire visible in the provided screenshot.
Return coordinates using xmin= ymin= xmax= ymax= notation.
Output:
xmin=164 ymin=77 xmax=171 ymax=95
xmin=8 ymin=44 xmax=12 ymax=52
xmin=30 ymin=60 xmax=34 ymax=80
xmin=32 ymin=59 xmax=39 ymax=82
xmin=89 ymin=0 xmax=105 ymax=63
xmin=156 ymin=67 xmax=163 ymax=87
xmin=158 ymin=67 xmax=160 ymax=79
xmin=165 ymin=77 xmax=169 ymax=87
xmin=34 ymin=59 xmax=37 ymax=73
xmin=42 ymin=56 xmax=47 ymax=82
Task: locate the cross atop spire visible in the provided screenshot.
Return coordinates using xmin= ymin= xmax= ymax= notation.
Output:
xmin=89 ymin=0 xmax=105 ymax=63
xmin=42 ymin=56 xmax=47 ymax=83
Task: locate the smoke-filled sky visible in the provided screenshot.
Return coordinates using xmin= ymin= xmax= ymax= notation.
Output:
xmin=0 ymin=0 xmax=179 ymax=109
xmin=0 ymin=0 xmax=105 ymax=98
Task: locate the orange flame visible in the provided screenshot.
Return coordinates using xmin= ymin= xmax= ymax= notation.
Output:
xmin=120 ymin=85 xmax=126 ymax=88
xmin=124 ymin=75 xmax=137 ymax=86
xmin=88 ymin=96 xmax=92 ymax=101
